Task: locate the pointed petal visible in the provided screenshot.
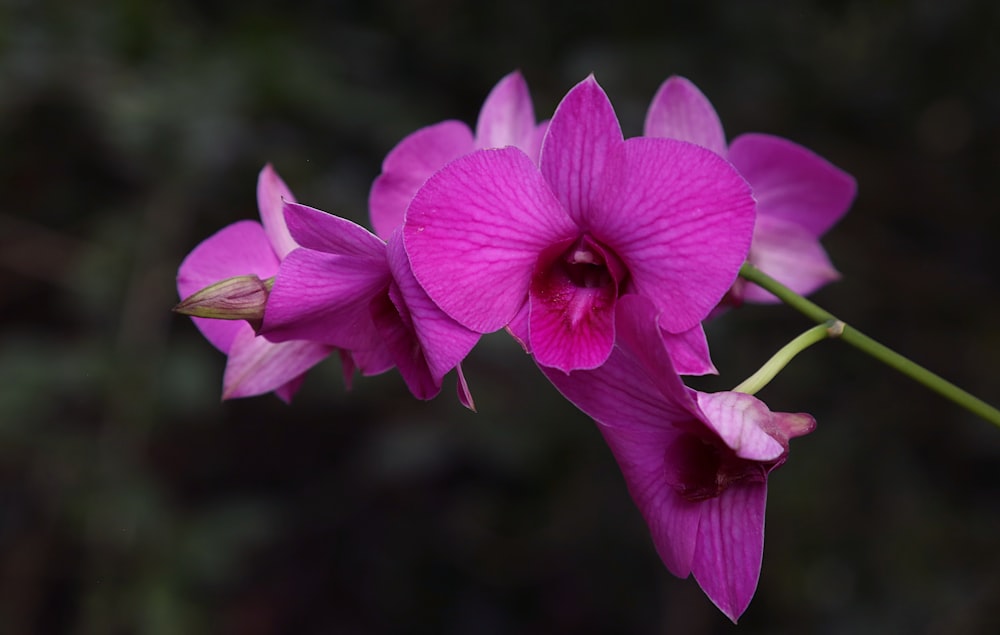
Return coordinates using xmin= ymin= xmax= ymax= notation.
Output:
xmin=660 ymin=323 xmax=717 ymax=376
xmin=352 ymin=344 xmax=396 ymax=377
xmin=456 ymin=364 xmax=476 ymax=411
xmin=597 ymin=138 xmax=755 ymax=332
xmin=404 ymin=146 xmax=577 ymax=333
xmin=338 ymin=349 xmax=357 ymax=390
xmin=644 ymin=76 xmax=728 ymax=156
xmin=370 ymin=288 xmax=440 ymax=400
xmin=283 ymin=202 xmax=386 ymax=259
xmin=387 ymin=232 xmax=480 ymax=384
xmin=257 ymin=164 xmax=299 ymax=259
xmin=691 ymin=483 xmax=767 ymax=622
xmin=539 ymin=75 xmax=625 ymax=225
xmin=260 ymin=248 xmax=389 ymax=349
xmin=369 ymin=121 xmax=475 ymax=239
xmin=694 ymin=392 xmax=785 ymax=462
xmin=742 ymin=215 xmax=841 ymax=303
xmin=728 ymin=133 xmax=856 ymax=237
xmin=541 ymin=295 xmax=707 ymax=576
xmin=273 ymin=375 xmax=307 ymax=404
xmin=222 ymin=327 xmax=333 ymax=401
xmin=475 ymin=71 xmax=538 ymax=151
xmin=505 ymin=303 xmax=531 ymax=353
xmin=597 ymin=420 xmax=703 ymax=578
xmin=526 ymin=120 xmax=550 ymax=165
xmin=765 ymin=411 xmax=817 ymax=447
xmin=611 ymin=295 xmax=696 ymax=406
xmin=177 ymin=220 xmax=279 ymax=353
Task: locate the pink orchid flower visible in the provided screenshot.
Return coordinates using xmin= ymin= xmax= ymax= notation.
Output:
xmin=176 ymin=165 xmax=335 ymax=402
xmin=403 ymin=75 xmax=756 ymax=373
xmin=259 ymin=202 xmax=479 ymax=406
xmin=645 ymin=76 xmax=857 ymax=305
xmin=369 ymin=71 xmax=548 ymax=239
xmin=544 ymin=295 xmax=815 ymax=622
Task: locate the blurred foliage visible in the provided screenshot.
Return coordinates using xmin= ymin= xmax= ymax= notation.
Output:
xmin=1 ymin=0 xmax=999 ymax=633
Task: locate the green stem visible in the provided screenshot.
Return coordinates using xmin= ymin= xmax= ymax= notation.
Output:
xmin=733 ymin=321 xmax=843 ymax=395
xmin=739 ymin=263 xmax=1000 ymax=428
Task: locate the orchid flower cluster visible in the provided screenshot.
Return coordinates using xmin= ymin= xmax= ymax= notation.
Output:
xmin=177 ymin=71 xmax=980 ymax=621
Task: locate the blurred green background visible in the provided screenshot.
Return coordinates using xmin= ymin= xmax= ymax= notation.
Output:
xmin=2 ymin=0 xmax=999 ymax=633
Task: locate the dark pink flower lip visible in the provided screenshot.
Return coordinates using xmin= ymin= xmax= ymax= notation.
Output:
xmin=664 ymin=426 xmax=772 ymax=503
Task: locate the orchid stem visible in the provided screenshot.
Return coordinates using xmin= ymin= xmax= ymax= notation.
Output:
xmin=738 ymin=262 xmax=1000 ymax=428
xmin=733 ymin=320 xmax=843 ymax=395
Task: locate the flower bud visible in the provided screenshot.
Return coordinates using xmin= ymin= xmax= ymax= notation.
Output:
xmin=173 ymin=274 xmax=273 ymax=328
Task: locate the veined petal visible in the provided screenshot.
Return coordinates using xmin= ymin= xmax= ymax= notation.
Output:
xmin=598 ymin=138 xmax=755 ymax=332
xmin=257 ymin=164 xmax=298 ymax=259
xmin=283 ymin=202 xmax=387 ymax=259
xmin=540 ymin=75 xmax=625 ymax=226
xmin=386 ymin=232 xmax=480 ymax=386
xmin=541 ymin=296 xmax=698 ymax=430
xmin=694 ymin=392 xmax=785 ymax=462
xmin=690 ymin=482 xmax=767 ymax=623
xmin=475 ymin=71 xmax=538 ymax=151
xmin=369 ymin=121 xmax=475 ymax=240
xmin=222 ymin=327 xmax=333 ymax=402
xmin=260 ymin=248 xmax=389 ymax=350
xmin=370 ymin=288 xmax=439 ymax=400
xmin=742 ymin=215 xmax=840 ymax=303
xmin=644 ymin=76 xmax=728 ymax=156
xmin=404 ymin=147 xmax=577 ymax=333
xmin=660 ymin=323 xmax=717 ymax=376
xmin=177 ymin=220 xmax=279 ymax=353
xmin=728 ymin=133 xmax=856 ymax=238
xmin=596 ymin=420 xmax=702 ymax=578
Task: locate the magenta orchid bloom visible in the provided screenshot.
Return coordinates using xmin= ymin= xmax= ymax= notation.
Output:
xmin=544 ymin=295 xmax=815 ymax=621
xmin=259 ymin=202 xmax=480 ymax=406
xmin=176 ymin=165 xmax=335 ymax=402
xmin=645 ymin=76 xmax=857 ymax=305
xmin=404 ymin=76 xmax=756 ymax=373
xmin=369 ymin=71 xmax=548 ymax=239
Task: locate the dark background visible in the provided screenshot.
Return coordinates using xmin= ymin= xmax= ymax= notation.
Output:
xmin=2 ymin=1 xmax=999 ymax=633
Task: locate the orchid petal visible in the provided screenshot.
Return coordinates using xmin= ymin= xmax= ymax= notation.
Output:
xmin=644 ymin=76 xmax=728 ymax=156
xmin=222 ymin=327 xmax=332 ymax=402
xmin=283 ymin=202 xmax=386 ymax=259
xmin=386 ymin=232 xmax=480 ymax=385
xmin=694 ymin=392 xmax=785 ymax=462
xmin=352 ymin=344 xmax=396 ymax=377
xmin=404 ymin=147 xmax=577 ymax=333
xmin=261 ymin=248 xmax=389 ymax=349
xmin=729 ymin=133 xmax=856 ymax=237
xmin=659 ymin=323 xmax=717 ymax=376
xmin=539 ymin=76 xmax=625 ymax=226
xmin=526 ymin=119 xmax=550 ymax=165
xmin=598 ymin=138 xmax=755 ymax=332
xmin=475 ymin=71 xmax=538 ymax=151
xmin=368 ymin=121 xmax=475 ymax=239
xmin=177 ymin=220 xmax=279 ymax=353
xmin=539 ymin=336 xmax=701 ymax=576
xmin=257 ymin=164 xmax=298 ymax=259
xmin=597 ymin=420 xmax=703 ymax=578
xmin=690 ymin=482 xmax=767 ymax=622
xmin=370 ymin=287 xmax=439 ymax=400
xmin=456 ymin=364 xmax=475 ymax=411
xmin=742 ymin=215 xmax=841 ymax=302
